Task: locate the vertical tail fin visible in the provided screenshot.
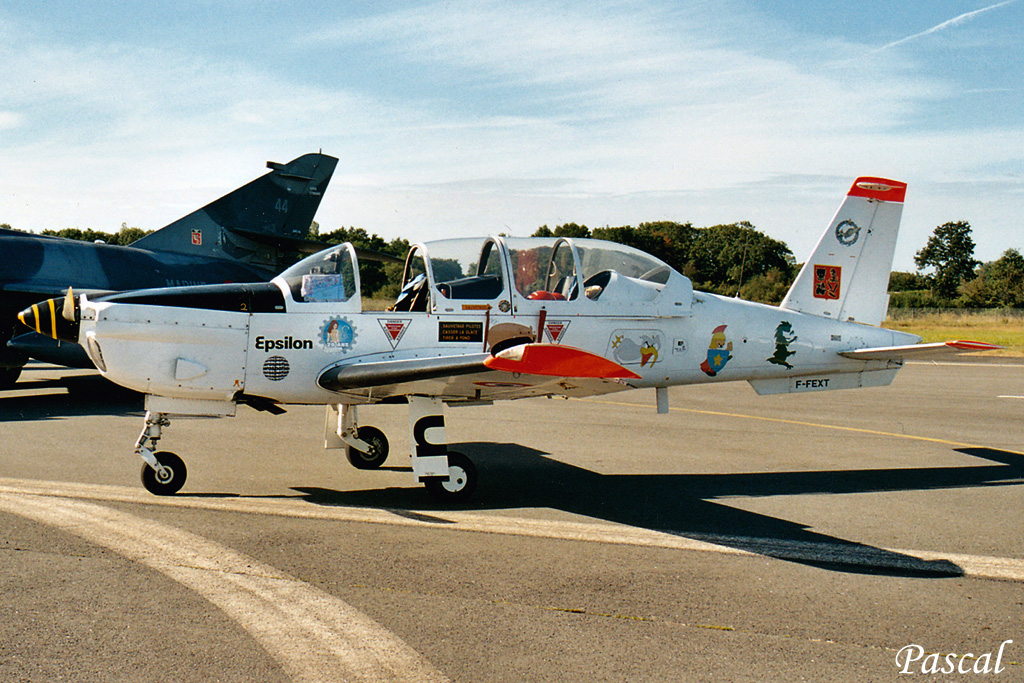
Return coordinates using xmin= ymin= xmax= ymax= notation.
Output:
xmin=131 ymin=152 xmax=338 ymax=272
xmin=779 ymin=177 xmax=906 ymax=326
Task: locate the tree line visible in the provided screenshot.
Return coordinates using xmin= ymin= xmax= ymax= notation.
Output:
xmin=6 ymin=218 xmax=1020 ymax=308
xmin=895 ymin=220 xmax=1024 ymax=308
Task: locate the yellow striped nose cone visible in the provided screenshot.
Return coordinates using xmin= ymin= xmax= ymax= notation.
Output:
xmin=17 ymin=303 xmax=45 ymax=334
xmin=17 ymin=297 xmax=80 ymax=342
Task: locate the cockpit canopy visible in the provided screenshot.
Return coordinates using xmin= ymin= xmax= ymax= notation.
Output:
xmin=275 ymin=243 xmax=361 ymax=311
xmin=277 ymin=236 xmax=692 ymax=315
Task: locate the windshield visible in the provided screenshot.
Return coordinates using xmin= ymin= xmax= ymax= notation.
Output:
xmin=424 ymin=238 xmax=505 ymax=300
xmin=503 ymin=237 xmax=579 ymax=300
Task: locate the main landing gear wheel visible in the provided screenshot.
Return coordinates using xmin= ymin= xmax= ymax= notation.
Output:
xmin=346 ymin=426 xmax=390 ymax=469
xmin=424 ymin=450 xmax=477 ymax=503
xmin=140 ymin=451 xmax=187 ymax=496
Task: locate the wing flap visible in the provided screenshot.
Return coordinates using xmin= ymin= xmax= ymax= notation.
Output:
xmin=839 ymin=339 xmax=1001 ymax=361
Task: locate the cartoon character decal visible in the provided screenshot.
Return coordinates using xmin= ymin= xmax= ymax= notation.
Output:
xmin=699 ymin=324 xmax=733 ymax=377
xmin=767 ymin=321 xmax=798 ymax=369
xmin=609 ymin=331 xmax=662 ymax=367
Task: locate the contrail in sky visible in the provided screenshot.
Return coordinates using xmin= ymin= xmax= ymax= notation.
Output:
xmin=871 ymin=0 xmax=1018 ymax=54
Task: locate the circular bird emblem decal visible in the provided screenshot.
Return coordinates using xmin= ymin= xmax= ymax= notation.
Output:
xmin=835 ymin=220 xmax=861 ymax=247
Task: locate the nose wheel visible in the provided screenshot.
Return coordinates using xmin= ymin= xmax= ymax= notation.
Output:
xmin=140 ymin=451 xmax=187 ymax=496
xmin=135 ymin=411 xmax=187 ymax=496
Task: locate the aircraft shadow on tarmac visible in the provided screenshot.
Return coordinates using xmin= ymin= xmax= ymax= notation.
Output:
xmin=293 ymin=443 xmax=1024 ymax=579
xmin=0 ymin=373 xmax=144 ymax=421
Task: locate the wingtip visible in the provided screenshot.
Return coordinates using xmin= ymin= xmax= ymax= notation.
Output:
xmin=945 ymin=340 xmax=1003 ymax=352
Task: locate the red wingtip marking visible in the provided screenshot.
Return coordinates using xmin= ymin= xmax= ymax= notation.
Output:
xmin=946 ymin=340 xmax=1002 ymax=352
xmin=484 ymin=344 xmax=641 ymax=379
xmin=847 ymin=176 xmax=907 ymax=203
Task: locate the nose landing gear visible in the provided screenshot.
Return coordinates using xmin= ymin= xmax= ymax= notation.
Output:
xmin=135 ymin=412 xmax=187 ymax=495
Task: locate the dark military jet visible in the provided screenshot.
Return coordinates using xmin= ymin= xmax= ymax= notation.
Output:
xmin=1 ymin=152 xmax=338 ymax=386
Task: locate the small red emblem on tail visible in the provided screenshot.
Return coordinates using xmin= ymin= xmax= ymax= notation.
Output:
xmin=812 ymin=265 xmax=841 ymax=300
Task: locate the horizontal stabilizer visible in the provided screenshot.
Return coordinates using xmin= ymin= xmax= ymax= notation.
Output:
xmin=839 ymin=340 xmax=1001 ymax=361
xmin=484 ymin=344 xmax=641 ymax=379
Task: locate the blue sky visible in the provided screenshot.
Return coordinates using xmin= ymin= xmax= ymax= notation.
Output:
xmin=1 ymin=1 xmax=1021 ymax=271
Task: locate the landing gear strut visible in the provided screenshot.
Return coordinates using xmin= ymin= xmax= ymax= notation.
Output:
xmin=135 ymin=411 xmax=187 ymax=495
xmin=326 ymin=399 xmax=480 ymax=501
xmin=409 ymin=397 xmax=478 ymax=502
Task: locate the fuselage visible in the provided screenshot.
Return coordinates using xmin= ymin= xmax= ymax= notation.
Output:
xmin=71 ymin=237 xmax=918 ymax=411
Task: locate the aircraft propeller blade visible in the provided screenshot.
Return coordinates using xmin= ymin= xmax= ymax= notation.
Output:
xmin=62 ymin=287 xmax=76 ymax=322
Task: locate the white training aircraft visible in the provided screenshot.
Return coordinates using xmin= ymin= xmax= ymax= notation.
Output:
xmin=19 ymin=176 xmax=997 ymax=500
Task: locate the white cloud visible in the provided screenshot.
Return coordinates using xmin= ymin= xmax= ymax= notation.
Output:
xmin=0 ymin=111 xmax=22 ymax=129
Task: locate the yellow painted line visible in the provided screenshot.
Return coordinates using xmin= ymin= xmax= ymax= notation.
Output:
xmin=583 ymin=398 xmax=988 ymax=450
xmin=30 ymin=303 xmax=41 ymax=334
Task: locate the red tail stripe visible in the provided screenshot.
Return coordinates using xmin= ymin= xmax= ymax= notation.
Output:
xmin=847 ymin=177 xmax=907 ymax=203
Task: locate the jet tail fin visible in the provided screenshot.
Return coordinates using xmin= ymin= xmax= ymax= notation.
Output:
xmin=131 ymin=152 xmax=338 ymax=274
xmin=779 ymin=177 xmax=906 ymax=327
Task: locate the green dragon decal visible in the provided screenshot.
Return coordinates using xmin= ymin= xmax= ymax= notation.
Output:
xmin=767 ymin=321 xmax=798 ymax=369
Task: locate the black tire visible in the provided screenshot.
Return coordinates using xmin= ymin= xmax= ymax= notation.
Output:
xmin=140 ymin=451 xmax=187 ymax=496
xmin=346 ymin=426 xmax=390 ymax=469
xmin=424 ymin=450 xmax=477 ymax=503
xmin=0 ymin=365 xmax=23 ymax=389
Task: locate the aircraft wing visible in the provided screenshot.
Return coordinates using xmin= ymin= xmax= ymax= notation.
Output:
xmin=318 ymin=344 xmax=640 ymax=402
xmin=319 ymin=353 xmax=493 ymax=391
xmin=839 ymin=340 xmax=1001 ymax=361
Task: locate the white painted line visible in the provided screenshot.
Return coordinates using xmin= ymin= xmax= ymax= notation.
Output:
xmin=0 ymin=491 xmax=448 ymax=683
xmin=2 ymin=478 xmax=1024 ymax=583
xmin=998 ymin=395 xmax=1024 ymax=399
xmin=907 ymin=361 xmax=1024 ymax=368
